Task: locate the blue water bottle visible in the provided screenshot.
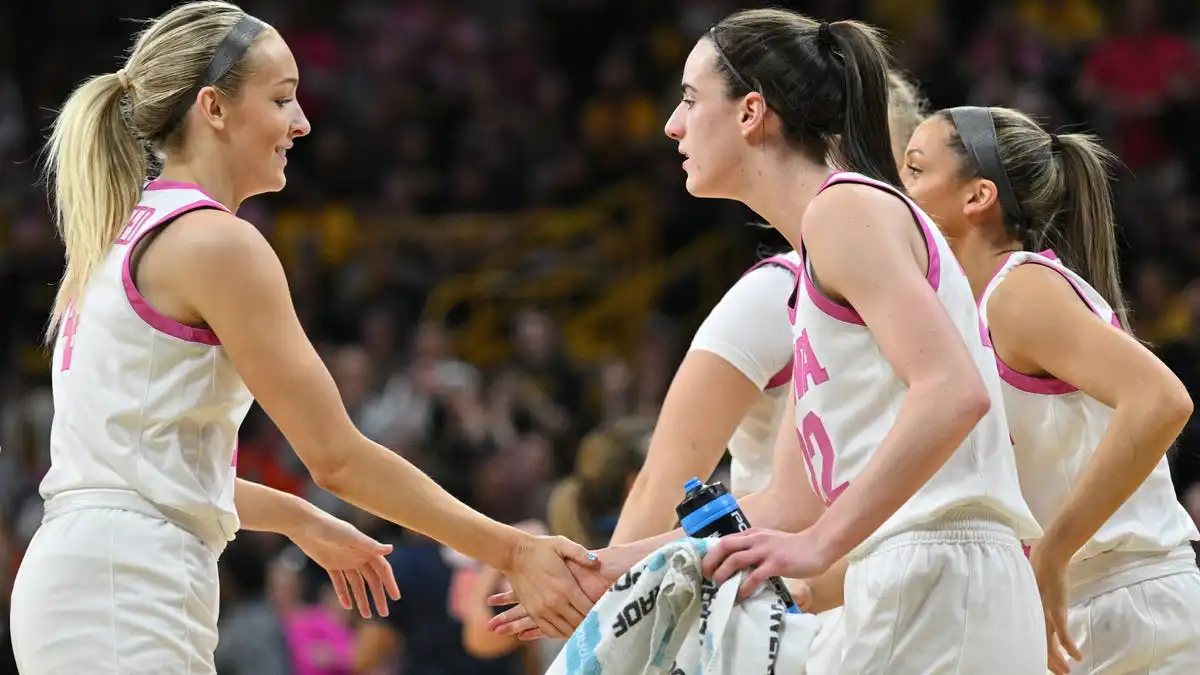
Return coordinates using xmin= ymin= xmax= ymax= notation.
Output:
xmin=676 ymin=477 xmax=801 ymax=614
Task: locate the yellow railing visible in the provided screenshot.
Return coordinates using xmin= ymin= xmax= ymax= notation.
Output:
xmin=417 ymin=181 xmax=658 ymax=366
xmin=563 ymin=228 xmax=742 ymax=361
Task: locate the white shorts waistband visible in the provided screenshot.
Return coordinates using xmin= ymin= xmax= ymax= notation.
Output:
xmin=1068 ymin=545 xmax=1198 ymax=606
xmin=42 ymin=489 xmax=228 ymax=555
xmin=856 ymin=508 xmax=1022 ymax=559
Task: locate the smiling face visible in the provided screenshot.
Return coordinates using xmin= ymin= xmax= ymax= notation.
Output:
xmin=663 ymin=39 xmax=754 ymax=199
xmin=901 ymin=115 xmax=980 ymax=241
xmin=215 ymin=31 xmax=310 ymax=197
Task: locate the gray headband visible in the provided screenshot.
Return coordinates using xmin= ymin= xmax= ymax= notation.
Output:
xmin=159 ymin=15 xmax=265 ymax=137
xmin=947 ymin=106 xmax=1025 ymax=226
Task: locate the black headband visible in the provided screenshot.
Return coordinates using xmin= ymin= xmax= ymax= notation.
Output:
xmin=159 ymin=15 xmax=264 ymax=138
xmin=947 ymin=106 xmax=1025 ymax=226
xmin=708 ymin=27 xmax=754 ymax=94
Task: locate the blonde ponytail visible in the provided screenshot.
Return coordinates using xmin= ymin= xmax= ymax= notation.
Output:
xmin=43 ymin=72 xmax=146 ymax=342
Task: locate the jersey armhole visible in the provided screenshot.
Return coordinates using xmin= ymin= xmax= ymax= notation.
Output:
xmin=982 ymin=257 xmax=1120 ymax=395
xmin=122 ymin=201 xmax=227 ymax=346
xmin=799 ymin=175 xmax=942 ymax=326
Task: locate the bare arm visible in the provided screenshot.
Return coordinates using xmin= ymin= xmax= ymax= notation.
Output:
xmin=605 ymin=394 xmax=824 ymax=573
xmin=234 ymin=478 xmax=313 ymax=537
xmin=610 ymin=351 xmax=761 ymax=543
xmin=487 ymin=394 xmax=827 ymax=636
xmin=157 ymin=212 xmax=525 ymax=569
xmin=988 ymin=265 xmax=1193 ymax=563
xmin=800 ymin=186 xmax=992 ymax=563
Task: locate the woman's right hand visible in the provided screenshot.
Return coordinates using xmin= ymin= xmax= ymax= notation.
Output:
xmin=498 ymin=534 xmax=601 ymax=639
xmin=488 ymin=546 xmax=627 ymax=639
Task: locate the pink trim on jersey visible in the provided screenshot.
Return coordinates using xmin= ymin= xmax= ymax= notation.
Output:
xmin=122 ymin=200 xmax=228 ymax=346
xmin=144 ymin=179 xmax=221 ymax=203
xmin=796 ymin=173 xmax=942 ymax=325
xmin=741 ymin=254 xmax=801 ymax=279
xmin=801 ymin=262 xmax=866 ymax=325
xmin=765 ymin=361 xmax=793 ymax=389
xmin=986 ymin=249 xmax=1119 ymax=395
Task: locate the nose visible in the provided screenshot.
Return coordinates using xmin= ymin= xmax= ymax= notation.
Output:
xmin=291 ymin=104 xmax=312 ymax=138
xmin=664 ymin=105 xmax=684 ymax=142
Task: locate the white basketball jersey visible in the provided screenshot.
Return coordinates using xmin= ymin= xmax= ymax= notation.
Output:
xmin=979 ymin=250 xmax=1199 ymax=560
xmin=43 ymin=179 xmax=254 ymax=547
xmin=789 ymin=172 xmax=1041 ymax=555
xmin=691 ymin=253 xmax=800 ymax=496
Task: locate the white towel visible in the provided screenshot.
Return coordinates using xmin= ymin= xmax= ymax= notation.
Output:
xmin=548 ymin=538 xmax=820 ymax=675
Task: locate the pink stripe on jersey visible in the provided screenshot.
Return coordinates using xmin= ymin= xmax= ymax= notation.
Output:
xmin=742 ymin=254 xmax=801 ymax=279
xmin=144 ymin=179 xmax=221 ymax=204
xmin=765 ymin=360 xmax=793 ymax=389
xmin=122 ymin=200 xmax=228 ymax=346
xmin=796 ymin=173 xmax=942 ymax=325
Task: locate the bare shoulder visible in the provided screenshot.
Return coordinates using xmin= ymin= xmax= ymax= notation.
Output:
xmin=802 ymin=180 xmax=913 ymax=241
xmin=151 ymin=208 xmax=276 ymax=269
xmin=987 ymin=262 xmax=1081 ymax=329
xmin=142 ymin=207 xmax=280 ymax=285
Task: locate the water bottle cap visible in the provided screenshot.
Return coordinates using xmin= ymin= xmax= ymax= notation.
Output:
xmin=683 ymin=477 xmax=703 ymax=493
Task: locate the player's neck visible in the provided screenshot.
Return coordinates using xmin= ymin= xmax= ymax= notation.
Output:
xmin=954 ymin=231 xmax=1024 ymax=302
xmin=157 ymin=157 xmax=241 ymax=213
xmin=736 ymin=154 xmax=832 ymax=252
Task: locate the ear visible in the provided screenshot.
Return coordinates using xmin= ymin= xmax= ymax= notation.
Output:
xmin=962 ymin=177 xmax=1000 ymax=220
xmin=195 ymin=86 xmax=228 ymax=132
xmin=738 ymin=91 xmax=769 ymax=139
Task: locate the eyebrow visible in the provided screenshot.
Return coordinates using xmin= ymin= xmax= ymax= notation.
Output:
xmin=276 ymin=77 xmax=299 ymax=87
xmin=680 ymin=83 xmax=696 ymax=95
xmin=905 ymin=148 xmax=924 ymax=159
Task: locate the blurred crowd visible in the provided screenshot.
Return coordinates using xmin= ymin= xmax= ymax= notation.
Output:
xmin=2 ymin=0 xmax=1200 ymax=672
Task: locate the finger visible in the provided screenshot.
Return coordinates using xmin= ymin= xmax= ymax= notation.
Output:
xmin=534 ymin=613 xmax=573 ymax=640
xmin=787 ymin=580 xmax=814 ymax=611
xmin=554 ymin=536 xmax=600 ymax=568
xmin=488 ymin=590 xmax=518 ymax=607
xmin=701 ymin=535 xmax=759 ymax=578
xmin=1046 ymin=623 xmax=1068 ymax=675
xmin=347 ymin=569 xmax=372 ymax=619
xmin=737 ymin=563 xmax=777 ymax=602
xmin=328 ymin=569 xmax=352 ymax=611
xmin=1053 ymin=613 xmax=1082 ymax=662
xmin=361 ymin=563 xmax=391 ymax=618
xmin=493 ymin=615 xmax=538 ymax=637
xmin=712 ymin=549 xmax=766 ymax=586
xmin=561 ymin=575 xmax=596 ymax=620
xmin=372 ymin=555 xmax=401 ymax=601
xmin=488 ymin=604 xmax=530 ymax=632
xmin=517 ymin=627 xmax=546 ymax=641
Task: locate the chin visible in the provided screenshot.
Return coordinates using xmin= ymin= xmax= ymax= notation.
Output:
xmin=683 ymin=174 xmax=720 ymax=199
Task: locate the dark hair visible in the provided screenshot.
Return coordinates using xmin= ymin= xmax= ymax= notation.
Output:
xmin=706 ymin=9 xmax=901 ymax=187
xmin=939 ymin=107 xmax=1130 ymax=329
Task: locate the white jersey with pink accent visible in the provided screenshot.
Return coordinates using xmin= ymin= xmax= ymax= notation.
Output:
xmin=689 ymin=252 xmax=800 ymax=496
xmin=42 ymin=179 xmax=253 ymax=547
xmin=979 ymin=249 xmax=1199 ymax=560
xmin=788 ymin=172 xmax=1040 ymax=555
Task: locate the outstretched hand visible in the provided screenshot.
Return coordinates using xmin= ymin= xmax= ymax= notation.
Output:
xmin=289 ymin=509 xmax=400 ymax=618
xmin=497 ymin=534 xmax=603 ymax=639
xmin=488 ymin=554 xmax=614 ymax=640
